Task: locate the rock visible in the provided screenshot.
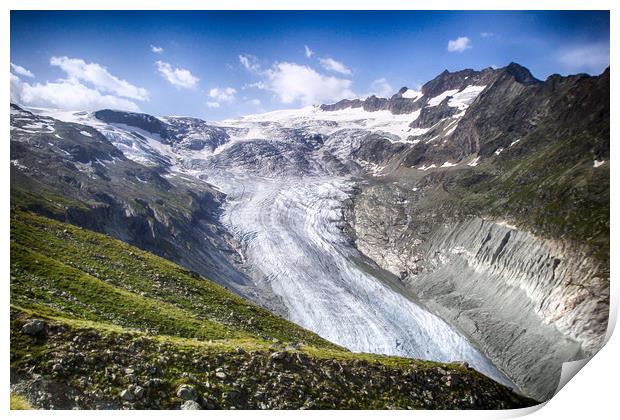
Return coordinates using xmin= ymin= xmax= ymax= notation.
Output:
xmin=285 ymin=342 xmax=300 ymax=352
xmin=176 ymin=384 xmax=198 ymax=401
xmin=21 ymin=319 xmax=47 ymax=336
xmin=147 ymin=378 xmax=163 ymax=388
xmin=120 ymin=389 xmax=134 ymax=401
xmin=269 ymin=351 xmax=287 ymax=361
xmin=181 ymin=400 xmax=202 ymax=410
xmin=133 ymin=386 xmax=145 ymax=399
xmin=215 ymin=371 xmax=226 ymax=379
xmin=302 ymin=398 xmax=316 ymax=409
xmin=457 ymin=361 xmax=469 ymax=369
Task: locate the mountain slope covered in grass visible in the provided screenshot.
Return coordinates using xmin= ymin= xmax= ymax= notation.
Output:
xmin=10 ymin=210 xmax=536 ymax=409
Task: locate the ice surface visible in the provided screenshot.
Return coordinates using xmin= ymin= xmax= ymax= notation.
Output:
xmin=223 ymin=106 xmax=422 ymax=142
xmin=427 ymin=89 xmax=459 ymax=107
xmin=401 ymin=89 xmax=423 ymax=101
xmin=206 ymin=174 xmax=513 ymax=387
xmin=447 ymin=85 xmax=486 ymax=110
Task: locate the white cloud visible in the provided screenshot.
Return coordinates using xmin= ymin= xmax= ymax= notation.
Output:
xmin=558 ymin=43 xmax=610 ymax=74
xmin=247 ymin=98 xmax=261 ymax=106
xmin=239 ymin=54 xmax=260 ymax=72
xmin=304 ymin=45 xmax=314 ymax=59
xmin=151 ymin=45 xmax=164 ymax=54
xmin=10 ymin=56 xmax=147 ymax=111
xmin=155 ymin=60 xmax=199 ymax=89
xmin=10 ymin=73 xmax=140 ymax=111
xmin=369 ymin=78 xmax=393 ymax=97
xmin=206 ymin=102 xmax=220 ymax=108
xmin=208 ymin=87 xmax=237 ymax=103
xmin=480 ymin=32 xmax=494 ymax=38
xmin=264 ymin=62 xmax=355 ymax=105
xmin=10 ymin=62 xmax=34 ymax=78
xmin=318 ymin=57 xmax=352 ymax=75
xmin=50 ymin=56 xmax=149 ymax=100
xmin=243 ymin=81 xmax=267 ymax=90
xmin=447 ymin=37 xmax=472 ymax=53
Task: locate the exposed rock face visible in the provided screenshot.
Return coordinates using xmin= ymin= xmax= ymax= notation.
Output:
xmin=94 ymin=109 xmax=231 ymax=152
xmin=422 ymin=219 xmax=608 ymax=354
xmin=94 ymin=109 xmax=169 ymax=137
xmin=347 ymin=180 xmax=608 ymax=401
xmin=413 ymin=220 xmax=606 ymax=401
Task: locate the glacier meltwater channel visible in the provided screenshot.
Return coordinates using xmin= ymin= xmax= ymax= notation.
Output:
xmin=209 ymin=172 xmax=514 ymax=389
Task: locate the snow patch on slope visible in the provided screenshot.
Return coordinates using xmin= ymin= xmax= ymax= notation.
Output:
xmin=224 ymin=106 xmax=422 ymax=142
xmin=447 ymin=85 xmax=486 ymax=110
xmin=401 ymin=89 xmax=423 ymax=101
xmin=427 ymin=89 xmax=459 ymax=107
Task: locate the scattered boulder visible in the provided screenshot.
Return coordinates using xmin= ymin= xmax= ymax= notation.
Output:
xmin=133 ymin=386 xmax=145 ymax=399
xmin=21 ymin=320 xmax=47 ymax=337
xmin=176 ymin=384 xmax=198 ymax=401
xmin=120 ymin=389 xmax=134 ymax=401
xmin=181 ymin=400 xmax=202 ymax=410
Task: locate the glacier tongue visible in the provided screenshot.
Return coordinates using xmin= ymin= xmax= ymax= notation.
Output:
xmin=28 ymin=105 xmax=516 ymax=389
xmin=209 ymin=172 xmax=513 ymax=388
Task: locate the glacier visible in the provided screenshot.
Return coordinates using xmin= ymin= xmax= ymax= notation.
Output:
xmin=205 ymin=171 xmax=514 ymax=388
xmin=20 ymin=99 xmax=516 ymax=390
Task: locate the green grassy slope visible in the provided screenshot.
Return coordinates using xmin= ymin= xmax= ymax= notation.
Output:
xmin=10 ymin=210 xmax=537 ymax=410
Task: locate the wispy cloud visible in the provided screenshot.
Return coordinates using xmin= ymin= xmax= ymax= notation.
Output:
xmin=150 ymin=45 xmax=164 ymax=54
xmin=50 ymin=56 xmax=149 ymax=100
xmin=10 ymin=56 xmax=148 ymax=111
xmin=447 ymin=36 xmax=472 ymax=53
xmin=304 ymin=45 xmax=314 ymax=59
xmin=155 ymin=60 xmax=199 ymax=89
xmin=318 ymin=57 xmax=352 ymax=75
xmin=480 ymin=32 xmax=494 ymax=38
xmin=239 ymin=51 xmax=356 ymax=106
xmin=11 ymin=73 xmax=142 ymax=111
xmin=367 ymin=78 xmax=393 ymax=98
xmin=239 ymin=54 xmax=261 ymax=72
xmin=207 ymin=87 xmax=237 ymax=108
xmin=264 ymin=62 xmax=354 ymax=105
xmin=10 ymin=62 xmax=34 ymax=78
xmin=558 ymin=43 xmax=610 ymax=74
xmin=243 ymin=81 xmax=267 ymax=90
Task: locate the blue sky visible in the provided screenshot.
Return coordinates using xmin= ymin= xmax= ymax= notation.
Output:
xmin=10 ymin=10 xmax=610 ymax=119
